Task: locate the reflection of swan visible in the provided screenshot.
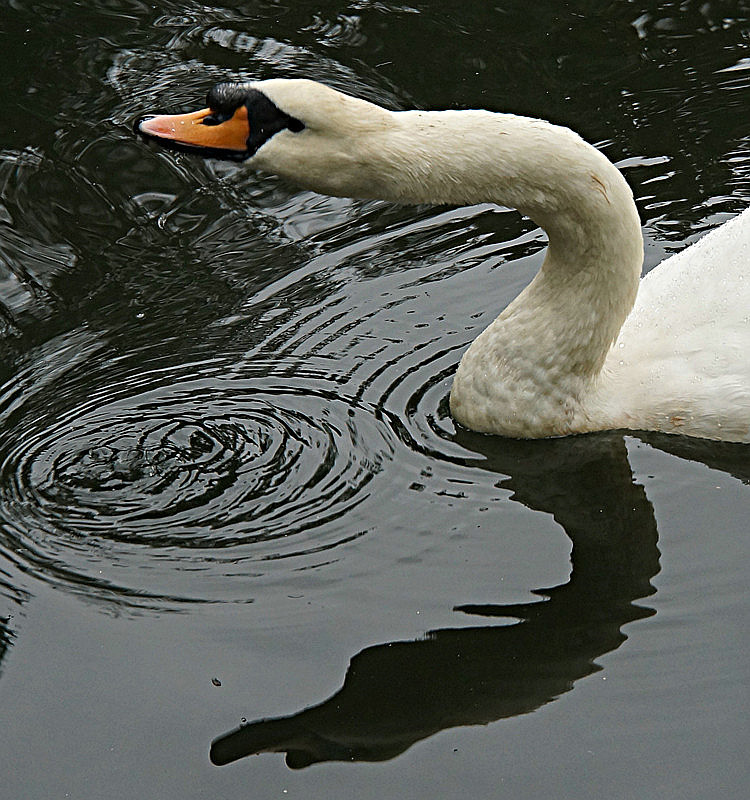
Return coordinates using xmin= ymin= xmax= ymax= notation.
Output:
xmin=209 ymin=434 xmax=660 ymax=768
xmin=137 ymin=79 xmax=750 ymax=441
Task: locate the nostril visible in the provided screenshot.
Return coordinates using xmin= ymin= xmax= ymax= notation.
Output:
xmin=202 ymin=110 xmax=232 ymax=126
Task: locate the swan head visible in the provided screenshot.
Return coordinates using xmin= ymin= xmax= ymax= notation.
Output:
xmin=136 ymin=79 xmax=395 ymax=198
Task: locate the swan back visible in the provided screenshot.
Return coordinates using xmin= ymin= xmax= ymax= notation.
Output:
xmin=595 ymin=207 xmax=750 ymax=441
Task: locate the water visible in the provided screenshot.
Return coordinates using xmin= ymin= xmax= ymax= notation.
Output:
xmin=0 ymin=2 xmax=748 ymax=798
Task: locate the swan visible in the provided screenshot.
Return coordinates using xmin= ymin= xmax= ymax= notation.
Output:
xmin=137 ymin=79 xmax=750 ymax=442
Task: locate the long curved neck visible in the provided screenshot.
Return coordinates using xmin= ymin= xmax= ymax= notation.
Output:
xmin=375 ymin=109 xmax=643 ymax=283
xmin=359 ymin=110 xmax=643 ymax=435
xmin=255 ymin=90 xmax=645 ymax=434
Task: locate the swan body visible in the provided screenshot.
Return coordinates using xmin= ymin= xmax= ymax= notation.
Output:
xmin=138 ymin=79 xmax=750 ymax=442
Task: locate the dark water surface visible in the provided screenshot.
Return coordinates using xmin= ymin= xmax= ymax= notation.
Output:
xmin=1 ymin=1 xmax=748 ymax=797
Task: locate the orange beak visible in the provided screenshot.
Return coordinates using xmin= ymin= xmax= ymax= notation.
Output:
xmin=137 ymin=105 xmax=250 ymax=156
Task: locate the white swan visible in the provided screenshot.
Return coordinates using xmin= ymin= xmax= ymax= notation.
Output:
xmin=138 ymin=79 xmax=750 ymax=442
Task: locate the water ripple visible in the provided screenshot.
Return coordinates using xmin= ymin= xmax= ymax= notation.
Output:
xmin=0 ymin=334 xmax=395 ymax=607
xmin=3 ymin=0 xmax=748 ymax=618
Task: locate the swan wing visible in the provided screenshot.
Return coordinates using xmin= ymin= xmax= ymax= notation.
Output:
xmin=600 ymin=207 xmax=750 ymax=441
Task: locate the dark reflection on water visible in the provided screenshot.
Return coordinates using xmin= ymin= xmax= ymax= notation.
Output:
xmin=211 ymin=433 xmax=661 ymax=767
xmin=636 ymin=431 xmax=750 ymax=485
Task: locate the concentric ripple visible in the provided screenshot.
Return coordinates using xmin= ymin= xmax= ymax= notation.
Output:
xmin=0 ymin=332 xmax=395 ymax=607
